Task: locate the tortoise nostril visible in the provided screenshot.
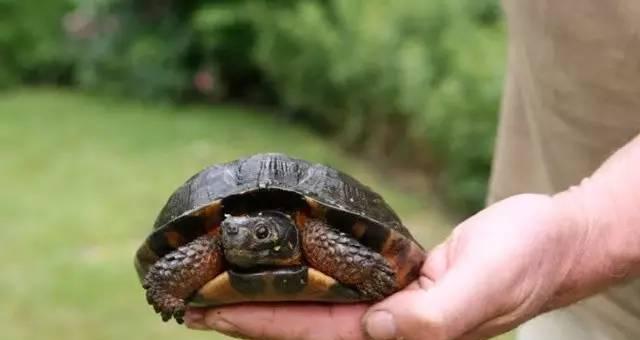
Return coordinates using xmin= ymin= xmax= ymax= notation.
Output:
xmin=226 ymin=224 xmax=239 ymax=235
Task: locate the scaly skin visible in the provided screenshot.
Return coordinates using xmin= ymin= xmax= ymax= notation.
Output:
xmin=301 ymin=219 xmax=396 ymax=300
xmin=143 ymin=234 xmax=223 ymax=323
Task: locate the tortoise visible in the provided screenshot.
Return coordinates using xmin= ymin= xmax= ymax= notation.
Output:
xmin=135 ymin=153 xmax=425 ymax=323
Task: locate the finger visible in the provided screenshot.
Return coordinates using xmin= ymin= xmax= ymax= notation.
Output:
xmin=363 ymin=264 xmax=499 ymax=340
xmin=421 ymin=241 xmax=450 ymax=280
xmin=190 ymin=303 xmax=369 ymax=340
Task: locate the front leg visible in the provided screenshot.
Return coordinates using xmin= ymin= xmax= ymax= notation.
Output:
xmin=143 ymin=233 xmax=223 ymax=323
xmin=301 ymin=219 xmax=396 ymax=300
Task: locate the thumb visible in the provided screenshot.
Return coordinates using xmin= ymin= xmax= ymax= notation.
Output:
xmin=363 ymin=265 xmax=496 ymax=340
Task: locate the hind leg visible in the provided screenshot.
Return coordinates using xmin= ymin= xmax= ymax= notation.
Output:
xmin=300 ymin=219 xmax=396 ymax=300
xmin=143 ymin=234 xmax=223 ymax=323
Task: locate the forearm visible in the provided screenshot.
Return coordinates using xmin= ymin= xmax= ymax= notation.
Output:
xmin=551 ymin=134 xmax=640 ymax=305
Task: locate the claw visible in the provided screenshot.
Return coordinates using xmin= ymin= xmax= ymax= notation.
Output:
xmin=146 ymin=291 xmax=154 ymax=305
xmin=175 ymin=313 xmax=185 ymax=325
xmin=161 ymin=311 xmax=172 ymax=322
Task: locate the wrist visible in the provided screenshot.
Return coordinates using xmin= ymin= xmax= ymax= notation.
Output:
xmin=548 ymin=176 xmax=640 ymax=307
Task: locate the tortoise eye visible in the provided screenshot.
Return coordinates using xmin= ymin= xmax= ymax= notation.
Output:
xmin=255 ymin=225 xmax=269 ymax=239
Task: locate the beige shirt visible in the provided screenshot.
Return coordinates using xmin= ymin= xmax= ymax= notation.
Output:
xmin=488 ymin=1 xmax=640 ymax=339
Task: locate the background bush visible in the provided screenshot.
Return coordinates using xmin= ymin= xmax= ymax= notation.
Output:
xmin=241 ymin=0 xmax=504 ymax=213
xmin=3 ymin=0 xmax=505 ymax=215
xmin=0 ymin=0 xmax=73 ymax=87
xmin=68 ymin=1 xmax=193 ymax=101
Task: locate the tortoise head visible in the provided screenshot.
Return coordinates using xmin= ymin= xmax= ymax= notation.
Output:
xmin=221 ymin=211 xmax=301 ymax=269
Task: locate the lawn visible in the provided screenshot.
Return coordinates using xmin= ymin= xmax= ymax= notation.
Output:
xmin=0 ymin=88 xmax=511 ymax=339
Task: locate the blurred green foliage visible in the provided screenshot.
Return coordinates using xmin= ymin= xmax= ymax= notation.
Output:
xmin=1 ymin=0 xmax=505 ymax=214
xmin=68 ymin=1 xmax=192 ymax=101
xmin=0 ymin=0 xmax=73 ymax=87
xmin=243 ymin=0 xmax=505 ymax=213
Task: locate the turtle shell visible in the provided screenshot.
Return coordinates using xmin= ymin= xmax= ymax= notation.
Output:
xmin=135 ymin=153 xmax=425 ymax=305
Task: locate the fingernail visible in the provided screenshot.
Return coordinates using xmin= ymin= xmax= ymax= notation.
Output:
xmin=365 ymin=311 xmax=397 ymax=340
xmin=184 ymin=310 xmax=206 ymax=330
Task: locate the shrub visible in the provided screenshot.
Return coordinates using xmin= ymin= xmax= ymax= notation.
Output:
xmin=245 ymin=0 xmax=505 ymax=213
xmin=0 ymin=0 xmax=74 ymax=88
xmin=71 ymin=0 xmax=275 ymax=102
xmin=68 ymin=1 xmax=193 ymax=101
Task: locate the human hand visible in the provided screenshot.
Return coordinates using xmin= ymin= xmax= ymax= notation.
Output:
xmin=183 ymin=193 xmax=604 ymax=339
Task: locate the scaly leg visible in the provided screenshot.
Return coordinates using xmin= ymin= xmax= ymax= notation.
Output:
xmin=143 ymin=234 xmax=223 ymax=323
xmin=301 ymin=219 xmax=396 ymax=300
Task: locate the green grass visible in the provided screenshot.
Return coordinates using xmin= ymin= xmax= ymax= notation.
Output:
xmin=0 ymin=88 xmax=511 ymax=340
